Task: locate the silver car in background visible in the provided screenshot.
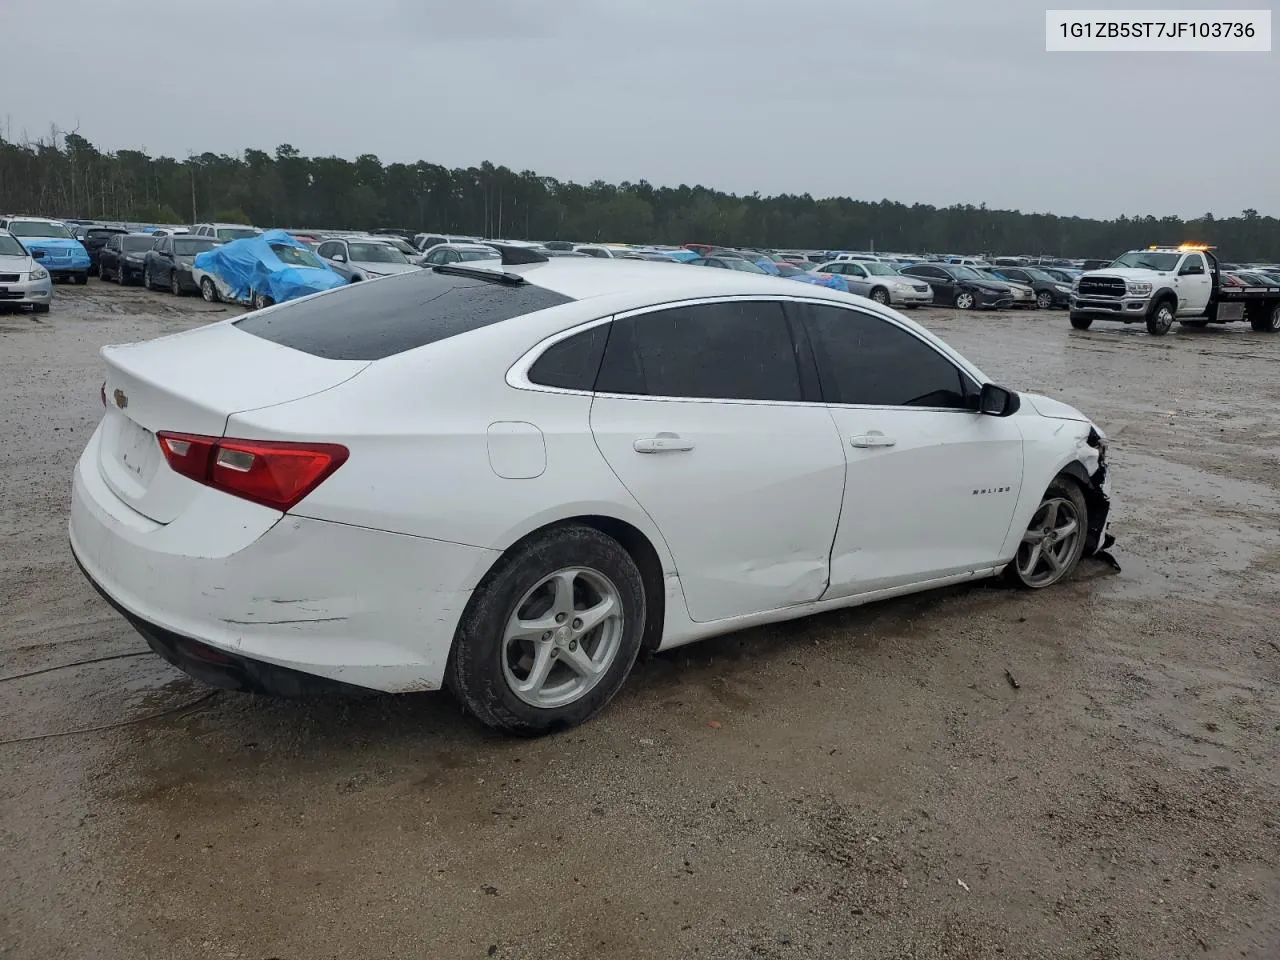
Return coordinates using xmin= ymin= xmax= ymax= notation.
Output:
xmin=814 ymin=259 xmax=933 ymax=307
xmin=0 ymin=228 xmax=54 ymax=314
xmin=315 ymin=237 xmax=422 ymax=281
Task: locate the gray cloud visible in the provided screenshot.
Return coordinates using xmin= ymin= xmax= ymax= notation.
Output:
xmin=4 ymin=0 xmax=1275 ymax=219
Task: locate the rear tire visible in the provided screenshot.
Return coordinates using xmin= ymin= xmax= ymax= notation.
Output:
xmin=200 ymin=277 xmax=219 ymax=303
xmin=1249 ymin=303 xmax=1280 ymax=333
xmin=1070 ymin=314 xmax=1093 ymax=330
xmin=1146 ymin=298 xmax=1175 ymax=336
xmin=446 ymin=524 xmax=646 ymax=736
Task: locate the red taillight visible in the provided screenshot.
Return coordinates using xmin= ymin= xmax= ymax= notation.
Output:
xmin=156 ymin=431 xmax=348 ymax=512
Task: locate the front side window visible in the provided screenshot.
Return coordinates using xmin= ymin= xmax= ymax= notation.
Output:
xmin=596 ymin=300 xmax=801 ymax=402
xmin=317 ymin=242 xmax=340 ymax=259
xmin=801 ymin=303 xmax=971 ymax=409
xmin=1180 ymin=254 xmax=1205 ymax=275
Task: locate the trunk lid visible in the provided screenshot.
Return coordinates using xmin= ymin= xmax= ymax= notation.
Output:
xmin=99 ymin=322 xmax=369 ymax=523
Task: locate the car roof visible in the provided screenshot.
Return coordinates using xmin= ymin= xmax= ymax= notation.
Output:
xmin=495 ymin=257 xmax=870 ymax=310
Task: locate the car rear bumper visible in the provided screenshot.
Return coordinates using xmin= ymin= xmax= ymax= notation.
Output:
xmin=68 ymin=427 xmax=501 ymax=693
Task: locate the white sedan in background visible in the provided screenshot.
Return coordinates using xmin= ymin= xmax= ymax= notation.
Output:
xmin=814 ymin=260 xmax=934 ymax=307
xmin=70 ymin=254 xmax=1114 ymax=735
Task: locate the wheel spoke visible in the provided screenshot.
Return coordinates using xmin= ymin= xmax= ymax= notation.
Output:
xmin=1021 ymin=544 xmax=1042 ymax=576
xmin=560 ymin=642 xmax=604 ymax=679
xmin=1044 ymin=548 xmax=1064 ymax=573
xmin=1022 ymin=528 xmax=1046 ymax=545
xmin=574 ymin=595 xmax=617 ymax=635
xmin=1043 ymin=501 xmax=1059 ymax=528
xmin=1055 ymin=518 xmax=1078 ymax=539
xmin=551 ymin=570 xmax=577 ymax=620
xmin=513 ymin=642 xmax=555 ymax=695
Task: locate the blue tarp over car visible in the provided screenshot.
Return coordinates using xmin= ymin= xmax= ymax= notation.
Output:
xmin=193 ymin=229 xmax=344 ymax=304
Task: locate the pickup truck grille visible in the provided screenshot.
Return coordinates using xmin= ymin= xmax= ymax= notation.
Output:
xmin=1078 ymin=276 xmax=1126 ymax=297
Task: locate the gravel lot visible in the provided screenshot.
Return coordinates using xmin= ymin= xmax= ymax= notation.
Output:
xmin=2 ymin=280 xmax=1278 ymax=960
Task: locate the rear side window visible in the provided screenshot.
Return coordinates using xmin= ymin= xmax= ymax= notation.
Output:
xmin=527 ymin=325 xmax=609 ymax=390
xmin=235 ymin=271 xmax=574 ymax=360
xmin=595 ymin=300 xmax=801 ymax=402
xmin=801 ymin=303 xmax=970 ymax=409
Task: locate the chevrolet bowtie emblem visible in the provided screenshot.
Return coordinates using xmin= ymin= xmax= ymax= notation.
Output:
xmin=113 ymin=388 xmax=128 ymax=409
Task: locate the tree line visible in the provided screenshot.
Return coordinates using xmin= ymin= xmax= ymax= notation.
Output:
xmin=2 ymin=127 xmax=1278 ymax=259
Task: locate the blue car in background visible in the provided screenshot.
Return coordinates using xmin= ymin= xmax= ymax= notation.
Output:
xmin=192 ymin=228 xmax=345 ymax=309
xmin=754 ymin=258 xmax=849 ymax=292
xmin=0 ymin=216 xmax=91 ymax=283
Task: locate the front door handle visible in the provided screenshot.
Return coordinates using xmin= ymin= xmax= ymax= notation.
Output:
xmin=850 ymin=433 xmax=897 ymax=448
xmin=634 ymin=433 xmax=695 ymax=454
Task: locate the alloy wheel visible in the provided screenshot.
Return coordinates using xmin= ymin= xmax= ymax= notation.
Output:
xmin=1015 ymin=497 xmax=1082 ymax=588
xmin=501 ymin=567 xmax=624 ymax=709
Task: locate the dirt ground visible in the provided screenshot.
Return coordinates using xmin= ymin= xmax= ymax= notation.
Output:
xmin=2 ymin=280 xmax=1278 ymax=960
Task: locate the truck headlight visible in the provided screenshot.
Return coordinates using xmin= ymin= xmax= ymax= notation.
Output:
xmin=29 ymin=267 xmax=49 ymax=281
xmin=1126 ymin=281 xmax=1153 ymax=295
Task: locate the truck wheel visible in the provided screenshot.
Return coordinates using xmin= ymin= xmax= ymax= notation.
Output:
xmin=1146 ymin=298 xmax=1175 ymax=336
xmin=1069 ymin=314 xmax=1093 ymax=330
xmin=1249 ymin=303 xmax=1280 ymax=333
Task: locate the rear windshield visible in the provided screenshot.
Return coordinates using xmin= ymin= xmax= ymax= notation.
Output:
xmin=122 ymin=235 xmax=157 ymax=252
xmin=234 ymin=269 xmax=575 ymax=360
xmin=173 ymin=238 xmax=216 ymax=255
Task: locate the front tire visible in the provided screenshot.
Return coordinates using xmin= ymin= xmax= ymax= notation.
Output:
xmin=1070 ymin=313 xmax=1093 ymax=330
xmin=171 ymin=271 xmax=183 ymax=296
xmin=200 ymin=277 xmax=219 ymax=303
xmin=73 ymin=271 xmax=88 ymax=285
xmin=447 ymin=524 xmax=646 ymax=736
xmin=954 ymin=290 xmax=976 ymax=310
xmin=143 ymin=266 xmax=154 ymax=290
xmin=1146 ymin=298 xmax=1175 ymax=336
xmin=1007 ymin=479 xmax=1089 ymax=589
xmin=252 ymin=292 xmax=274 ymax=310
xmin=1036 ymin=291 xmax=1053 ymax=309
xmin=870 ymin=287 xmax=889 ymax=306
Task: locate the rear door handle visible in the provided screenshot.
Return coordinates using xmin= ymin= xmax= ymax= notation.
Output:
xmin=634 ymin=433 xmax=695 ymax=454
xmin=849 ymin=433 xmax=897 ymax=448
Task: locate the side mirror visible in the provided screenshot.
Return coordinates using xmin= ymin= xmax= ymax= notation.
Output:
xmin=32 ymin=249 xmax=46 ymax=259
xmin=978 ymin=383 xmax=1021 ymax=417
xmin=332 ymin=254 xmax=346 ymax=263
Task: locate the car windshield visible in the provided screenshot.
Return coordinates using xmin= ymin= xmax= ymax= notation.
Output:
xmin=862 ymin=262 xmax=899 ymax=276
xmin=348 ymin=242 xmax=409 ymax=264
xmin=174 ymin=238 xmax=216 ymax=255
xmin=1111 ymin=251 xmax=1180 ymax=271
xmin=8 ymin=220 xmax=73 ymax=239
xmin=0 ymin=235 xmax=27 ymax=256
xmin=459 ymin=249 xmax=500 ymax=262
xmin=216 ymin=227 xmax=260 ymax=242
xmin=949 ymin=266 xmax=983 ymax=280
xmin=722 ymin=258 xmax=767 ymax=274
xmin=270 ymin=244 xmax=326 ymax=268
xmin=377 ymin=237 xmax=417 ymax=255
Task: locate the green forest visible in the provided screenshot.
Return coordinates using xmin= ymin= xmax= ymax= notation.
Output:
xmin=2 ymin=130 xmax=1278 ymax=258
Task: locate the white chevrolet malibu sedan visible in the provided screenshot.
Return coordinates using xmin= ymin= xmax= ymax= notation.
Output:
xmin=70 ymin=250 xmax=1114 ymax=735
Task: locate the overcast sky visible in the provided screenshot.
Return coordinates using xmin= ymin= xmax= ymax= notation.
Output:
xmin=5 ymin=0 xmax=1276 ymax=220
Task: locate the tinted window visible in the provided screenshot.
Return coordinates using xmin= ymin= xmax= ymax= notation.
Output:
xmin=528 ymin=325 xmax=609 ymax=390
xmin=802 ymin=304 xmax=970 ymax=409
xmin=595 ymin=300 xmax=801 ymax=402
xmin=235 ymin=270 xmax=575 ymax=361
xmin=905 ymin=265 xmax=940 ymax=279
xmin=1181 ymin=254 xmax=1205 ymax=275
